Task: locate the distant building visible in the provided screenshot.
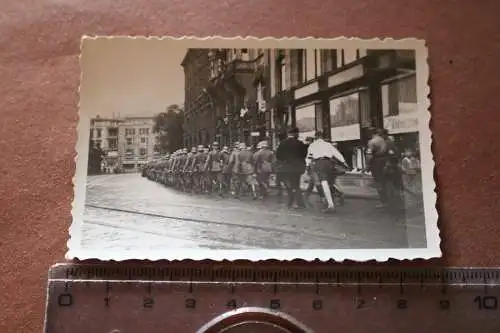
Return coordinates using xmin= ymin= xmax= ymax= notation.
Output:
xmin=90 ymin=116 xmax=161 ymax=172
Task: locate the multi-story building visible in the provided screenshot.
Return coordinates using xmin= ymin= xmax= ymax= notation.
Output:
xmin=181 ymin=47 xmax=418 ymax=170
xmin=90 ymin=116 xmax=161 ymax=172
xmin=181 ymin=49 xmax=212 ymax=148
xmin=181 ymin=48 xmax=270 ymax=148
xmin=268 ymin=48 xmax=418 ymax=170
xmin=89 ymin=117 xmax=121 ymax=170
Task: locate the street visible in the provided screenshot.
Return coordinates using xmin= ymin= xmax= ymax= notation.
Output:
xmin=81 ymin=173 xmax=427 ymax=251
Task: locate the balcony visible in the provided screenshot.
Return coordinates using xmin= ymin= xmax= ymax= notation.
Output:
xmin=210 ymin=53 xmax=263 ymax=83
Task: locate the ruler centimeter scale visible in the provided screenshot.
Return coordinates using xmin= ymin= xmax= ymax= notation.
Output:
xmin=44 ymin=264 xmax=500 ymax=333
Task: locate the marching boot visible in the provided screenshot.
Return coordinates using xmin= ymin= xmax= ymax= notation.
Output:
xmin=320 ymin=180 xmax=335 ymax=213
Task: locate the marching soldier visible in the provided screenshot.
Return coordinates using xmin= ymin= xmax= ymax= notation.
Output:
xmin=183 ymin=147 xmax=197 ymax=193
xmin=253 ymin=140 xmax=275 ymax=199
xmin=220 ymin=145 xmax=231 ymax=195
xmin=194 ymin=145 xmax=208 ymax=193
xmin=236 ymin=142 xmax=257 ymax=199
xmin=178 ymin=148 xmax=189 ymax=191
xmin=204 ymin=142 xmax=224 ymax=195
xmin=226 ymin=141 xmax=240 ymax=197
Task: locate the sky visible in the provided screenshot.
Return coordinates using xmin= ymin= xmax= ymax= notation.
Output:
xmin=80 ymin=38 xmax=187 ymax=118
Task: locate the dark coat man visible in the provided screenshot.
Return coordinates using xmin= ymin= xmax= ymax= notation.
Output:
xmin=275 ymin=127 xmax=308 ymax=208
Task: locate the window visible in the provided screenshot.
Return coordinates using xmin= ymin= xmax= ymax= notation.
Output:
xmin=108 ymin=128 xmax=118 ymax=137
xmin=96 ymin=129 xmax=102 ymax=138
xmin=139 ymin=148 xmax=147 ymax=156
xmin=125 ymin=148 xmax=134 ymax=159
xmin=320 ymin=50 xmax=337 ymax=74
xmin=140 ymin=137 xmax=147 ymax=144
xmin=108 ymin=138 xmax=118 ymax=150
xmin=139 ymin=128 xmax=149 ymax=135
xmin=125 ymin=128 xmax=135 ymax=136
xmin=342 ymin=48 xmax=358 ymax=66
xmin=290 ymin=49 xmax=305 ymax=86
xmin=382 ymin=75 xmax=417 ymax=116
xmin=329 ymin=92 xmax=360 ymax=128
xmin=94 ymin=139 xmax=102 ymax=147
xmin=126 ymin=137 xmax=133 ymax=145
xmin=154 ymin=136 xmax=160 ymax=144
xmin=276 ymin=50 xmax=287 ymax=92
xmin=305 ymin=49 xmax=316 ymax=81
xmin=154 ymin=146 xmax=161 ymax=155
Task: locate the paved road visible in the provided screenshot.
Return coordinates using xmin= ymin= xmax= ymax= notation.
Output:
xmin=80 ymin=173 xmax=426 ymax=251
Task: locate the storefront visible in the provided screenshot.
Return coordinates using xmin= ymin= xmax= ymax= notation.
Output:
xmin=329 ymin=90 xmax=366 ymax=170
xmin=284 ymin=50 xmax=419 ymax=169
xmin=381 ymin=73 xmax=419 ymax=155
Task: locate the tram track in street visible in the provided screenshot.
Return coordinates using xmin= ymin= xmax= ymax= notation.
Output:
xmin=84 ymin=203 xmax=389 ymax=246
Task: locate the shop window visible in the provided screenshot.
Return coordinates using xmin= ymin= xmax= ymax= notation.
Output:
xmin=314 ymin=103 xmax=323 ymax=134
xmin=295 ymin=104 xmax=316 ymax=139
xmin=359 ymin=90 xmax=371 ymax=128
xmin=330 ymin=92 xmax=360 ymax=128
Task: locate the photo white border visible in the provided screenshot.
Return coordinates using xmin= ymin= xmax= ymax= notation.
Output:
xmin=67 ymin=36 xmax=439 ymax=262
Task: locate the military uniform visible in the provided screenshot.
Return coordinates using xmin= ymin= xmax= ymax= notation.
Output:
xmin=253 ymin=141 xmax=275 ymax=198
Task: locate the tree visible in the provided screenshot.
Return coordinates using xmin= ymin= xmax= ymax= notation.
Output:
xmin=153 ymin=104 xmax=184 ymax=154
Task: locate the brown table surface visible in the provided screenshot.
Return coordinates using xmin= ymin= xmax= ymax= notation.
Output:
xmin=1 ymin=0 xmax=499 ymax=332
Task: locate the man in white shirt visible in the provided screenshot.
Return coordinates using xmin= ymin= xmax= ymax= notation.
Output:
xmin=307 ymin=132 xmax=347 ymax=212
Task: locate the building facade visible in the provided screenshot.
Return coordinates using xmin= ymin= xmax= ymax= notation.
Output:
xmin=181 ymin=47 xmax=419 ymax=169
xmin=268 ymin=48 xmax=418 ymax=170
xmin=90 ymin=116 xmax=161 ymax=172
xmin=181 ymin=48 xmax=270 ymax=148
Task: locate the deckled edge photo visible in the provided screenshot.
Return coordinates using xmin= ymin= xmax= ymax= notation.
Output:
xmin=67 ymin=36 xmax=439 ymax=262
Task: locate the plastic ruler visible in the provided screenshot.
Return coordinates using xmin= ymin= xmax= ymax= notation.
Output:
xmin=44 ymin=263 xmax=500 ymax=333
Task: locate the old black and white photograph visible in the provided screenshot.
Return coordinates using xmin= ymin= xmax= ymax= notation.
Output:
xmin=68 ymin=37 xmax=439 ymax=261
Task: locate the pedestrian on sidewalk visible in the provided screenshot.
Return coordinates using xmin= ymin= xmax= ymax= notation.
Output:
xmin=275 ymin=127 xmax=308 ymax=209
xmin=401 ymin=148 xmax=421 ymax=196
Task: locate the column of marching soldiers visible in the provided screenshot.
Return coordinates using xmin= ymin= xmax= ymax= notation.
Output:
xmin=142 ymin=140 xmax=280 ymax=201
xmin=142 ymin=127 xmax=350 ymax=214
